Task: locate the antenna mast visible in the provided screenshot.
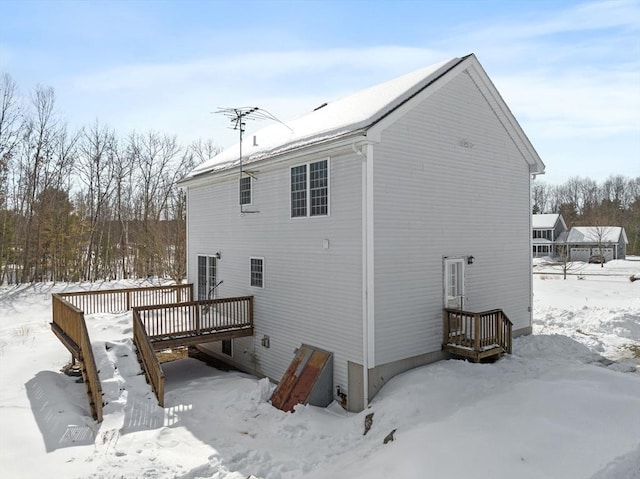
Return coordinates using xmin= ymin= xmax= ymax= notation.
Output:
xmin=216 ymin=107 xmax=292 ymax=214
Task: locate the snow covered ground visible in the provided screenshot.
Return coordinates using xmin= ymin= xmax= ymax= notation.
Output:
xmin=1 ymin=262 xmax=639 ymax=479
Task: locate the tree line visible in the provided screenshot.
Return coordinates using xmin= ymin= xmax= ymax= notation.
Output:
xmin=532 ymin=175 xmax=640 ymax=255
xmin=0 ymin=73 xmax=219 ymax=284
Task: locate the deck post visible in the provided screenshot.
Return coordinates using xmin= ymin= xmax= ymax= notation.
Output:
xmin=442 ymin=310 xmax=449 ymax=347
xmin=474 ymin=313 xmax=480 ymax=352
xmin=126 ymin=291 xmax=131 ymax=311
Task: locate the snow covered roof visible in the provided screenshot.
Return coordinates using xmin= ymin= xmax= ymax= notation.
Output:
xmin=181 ymin=53 xmax=545 ymax=182
xmin=532 ymin=214 xmax=563 ymax=229
xmin=182 ymin=56 xmax=465 ymax=180
xmin=562 ymin=226 xmax=627 ymax=244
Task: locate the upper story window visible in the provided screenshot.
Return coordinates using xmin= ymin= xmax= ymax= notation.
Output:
xmin=291 ymin=159 xmax=328 ymax=217
xmin=240 ymin=176 xmax=251 ymax=205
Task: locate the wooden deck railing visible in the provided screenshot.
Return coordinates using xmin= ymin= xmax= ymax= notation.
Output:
xmin=133 ymin=310 xmax=165 ymax=407
xmin=51 ymin=284 xmax=191 ymax=421
xmin=50 ymin=294 xmax=103 ymax=422
xmin=443 ymin=308 xmax=513 ymax=361
xmin=134 ymin=296 xmax=254 ymax=342
xmin=51 ymin=285 xmax=253 ymax=415
xmin=57 ymin=284 xmax=193 ymax=315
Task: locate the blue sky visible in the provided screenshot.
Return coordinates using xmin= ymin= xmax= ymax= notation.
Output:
xmin=1 ymin=0 xmax=639 ymax=184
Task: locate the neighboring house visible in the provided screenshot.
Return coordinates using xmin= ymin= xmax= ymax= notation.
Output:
xmin=178 ymin=54 xmax=545 ymax=412
xmin=558 ymin=226 xmax=628 ymax=262
xmin=532 ymin=213 xmax=567 ymax=258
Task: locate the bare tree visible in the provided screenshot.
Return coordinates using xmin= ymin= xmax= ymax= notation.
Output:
xmin=75 ymin=121 xmax=117 ymax=280
xmin=0 ymin=73 xmax=23 ymax=282
xmin=554 ymin=243 xmax=585 ymax=279
xmin=127 ymin=131 xmax=193 ymax=279
xmin=531 ymin=180 xmax=550 ymax=214
xmin=190 ymin=138 xmax=220 ymax=164
xmin=589 ymin=224 xmax=613 ymax=268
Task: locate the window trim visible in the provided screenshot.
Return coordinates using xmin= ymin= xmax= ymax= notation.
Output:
xmin=250 ymin=256 xmax=264 ymax=288
xmin=239 ymin=175 xmax=252 ymax=206
xmin=290 ymin=158 xmax=330 ymax=218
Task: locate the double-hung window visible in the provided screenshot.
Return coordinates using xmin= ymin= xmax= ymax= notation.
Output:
xmin=291 ymin=159 xmax=328 ymax=217
xmin=240 ymin=176 xmax=251 ymax=205
xmin=250 ymin=257 xmax=264 ymax=288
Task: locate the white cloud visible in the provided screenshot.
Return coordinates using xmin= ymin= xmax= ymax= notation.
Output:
xmin=49 ymin=0 xmax=638 ymax=184
xmin=72 ymin=46 xmax=445 ymax=93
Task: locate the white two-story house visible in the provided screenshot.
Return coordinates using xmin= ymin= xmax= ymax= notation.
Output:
xmin=532 ymin=213 xmax=567 ymax=258
xmin=178 ymin=54 xmax=545 ymax=411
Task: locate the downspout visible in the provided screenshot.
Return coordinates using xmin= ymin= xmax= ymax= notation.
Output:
xmin=185 ymin=187 xmax=190 ymax=284
xmin=356 ymin=141 xmax=375 ymax=409
xmin=528 ymin=174 xmax=536 ymax=326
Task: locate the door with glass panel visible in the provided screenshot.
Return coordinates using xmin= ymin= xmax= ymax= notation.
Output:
xmin=444 ymin=258 xmax=464 ymax=310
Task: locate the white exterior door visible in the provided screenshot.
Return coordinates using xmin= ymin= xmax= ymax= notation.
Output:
xmin=444 ymin=258 xmax=464 ymax=310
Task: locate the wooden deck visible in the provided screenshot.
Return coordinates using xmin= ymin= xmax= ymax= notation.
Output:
xmin=51 ymin=285 xmax=254 ymax=418
xmin=134 ymin=296 xmax=254 ymax=350
xmin=442 ymin=308 xmax=513 ymax=362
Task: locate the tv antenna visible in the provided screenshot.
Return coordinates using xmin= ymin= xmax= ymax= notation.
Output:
xmin=215 ymin=107 xmax=292 ymax=214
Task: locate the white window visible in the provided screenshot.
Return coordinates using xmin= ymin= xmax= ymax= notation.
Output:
xmin=291 ymin=159 xmax=328 ymax=217
xmin=240 ymin=176 xmax=251 ymax=205
xmin=250 ymin=257 xmax=264 ymax=288
xmin=197 ymin=255 xmax=216 ymax=300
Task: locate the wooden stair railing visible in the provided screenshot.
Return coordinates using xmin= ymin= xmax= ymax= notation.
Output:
xmin=51 ymin=285 xmax=194 ymax=420
xmin=51 ymin=294 xmax=103 ymax=422
xmin=51 ymin=286 xmax=254 ymax=415
xmin=132 ymin=309 xmax=165 ymax=407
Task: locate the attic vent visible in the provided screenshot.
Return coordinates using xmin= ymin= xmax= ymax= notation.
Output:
xmin=313 ymin=102 xmax=328 ymax=111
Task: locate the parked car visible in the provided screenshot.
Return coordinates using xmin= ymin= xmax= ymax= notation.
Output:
xmin=588 ymin=254 xmax=606 ymax=264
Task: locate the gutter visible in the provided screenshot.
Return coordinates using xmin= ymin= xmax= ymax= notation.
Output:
xmin=178 ymin=132 xmax=368 ymax=189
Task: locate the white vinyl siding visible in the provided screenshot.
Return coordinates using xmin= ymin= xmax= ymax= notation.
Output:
xmin=372 ymin=70 xmax=533 ymax=366
xmin=186 ymin=151 xmax=361 ymax=395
